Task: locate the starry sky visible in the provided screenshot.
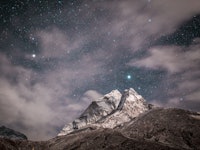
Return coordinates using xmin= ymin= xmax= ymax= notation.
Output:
xmin=0 ymin=0 xmax=200 ymax=140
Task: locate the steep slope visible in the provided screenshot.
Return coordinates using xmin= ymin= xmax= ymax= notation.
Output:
xmin=58 ymin=89 xmax=122 ymax=136
xmin=1 ymin=88 xmax=200 ymax=150
xmin=121 ymin=108 xmax=200 ymax=150
xmin=48 ymin=129 xmax=181 ymax=150
xmin=96 ymin=88 xmax=151 ymax=128
xmin=0 ymin=129 xmax=182 ymax=150
xmin=0 ymin=126 xmax=27 ymax=140
xmin=58 ymin=88 xmax=151 ymax=136
xmin=0 ymin=110 xmax=199 ymax=150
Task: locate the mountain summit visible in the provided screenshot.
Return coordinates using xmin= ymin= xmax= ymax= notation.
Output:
xmin=58 ymin=88 xmax=152 ymax=136
xmin=1 ymin=88 xmax=200 ymax=150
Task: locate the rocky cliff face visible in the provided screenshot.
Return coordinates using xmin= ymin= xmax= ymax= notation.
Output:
xmin=58 ymin=88 xmax=151 ymax=136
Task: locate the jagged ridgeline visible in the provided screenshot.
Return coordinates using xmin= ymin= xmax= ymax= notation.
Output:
xmin=58 ymin=88 xmax=153 ymax=136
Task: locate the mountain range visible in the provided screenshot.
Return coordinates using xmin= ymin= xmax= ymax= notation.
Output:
xmin=0 ymin=88 xmax=200 ymax=150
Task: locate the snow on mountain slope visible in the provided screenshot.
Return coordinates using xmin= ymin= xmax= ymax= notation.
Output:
xmin=58 ymin=88 xmax=151 ymax=136
xmin=96 ymin=88 xmax=150 ymax=128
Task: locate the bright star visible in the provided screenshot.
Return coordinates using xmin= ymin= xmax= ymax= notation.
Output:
xmin=32 ymin=54 xmax=36 ymax=58
xmin=127 ymin=75 xmax=132 ymax=80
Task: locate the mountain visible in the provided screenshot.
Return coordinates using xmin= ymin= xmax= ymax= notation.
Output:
xmin=120 ymin=108 xmax=200 ymax=149
xmin=58 ymin=88 xmax=152 ymax=136
xmin=0 ymin=126 xmax=27 ymax=140
xmin=0 ymin=88 xmax=200 ymax=150
xmin=51 ymin=108 xmax=200 ymax=150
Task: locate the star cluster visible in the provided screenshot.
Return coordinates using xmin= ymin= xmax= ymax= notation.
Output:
xmin=0 ymin=0 xmax=200 ymax=140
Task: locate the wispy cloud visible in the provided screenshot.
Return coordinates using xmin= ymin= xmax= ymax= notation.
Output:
xmin=0 ymin=31 xmax=105 ymax=140
xmin=130 ymin=40 xmax=200 ymax=110
xmin=36 ymin=27 xmax=85 ymax=58
xmin=128 ymin=45 xmax=200 ymax=73
xmin=1 ymin=0 xmax=200 ymax=140
xmin=94 ymin=0 xmax=200 ymax=51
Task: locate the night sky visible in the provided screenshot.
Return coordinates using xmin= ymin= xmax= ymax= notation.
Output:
xmin=0 ymin=0 xmax=200 ymax=140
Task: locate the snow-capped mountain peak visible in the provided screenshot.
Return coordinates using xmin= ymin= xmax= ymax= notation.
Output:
xmin=117 ymin=88 xmax=143 ymax=110
xmin=58 ymin=88 xmax=151 ymax=136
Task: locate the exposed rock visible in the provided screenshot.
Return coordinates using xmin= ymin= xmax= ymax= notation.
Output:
xmin=0 ymin=126 xmax=27 ymax=140
xmin=121 ymin=108 xmax=200 ymax=150
xmin=58 ymin=89 xmax=122 ymax=136
xmin=0 ymin=88 xmax=200 ymax=150
xmin=58 ymin=88 xmax=151 ymax=136
xmin=0 ymin=128 xmax=182 ymax=150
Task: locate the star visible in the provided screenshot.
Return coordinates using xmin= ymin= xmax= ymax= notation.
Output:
xmin=127 ymin=74 xmax=132 ymax=80
xmin=32 ymin=54 xmax=36 ymax=58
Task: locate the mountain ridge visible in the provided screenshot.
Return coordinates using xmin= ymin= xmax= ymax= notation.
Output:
xmin=0 ymin=87 xmax=200 ymax=150
xmin=58 ymin=88 xmax=151 ymax=136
